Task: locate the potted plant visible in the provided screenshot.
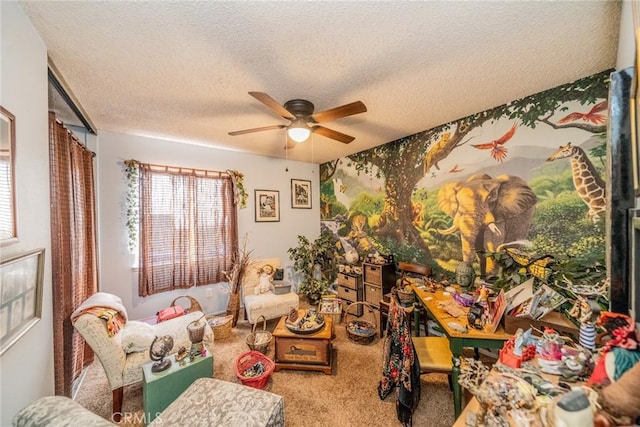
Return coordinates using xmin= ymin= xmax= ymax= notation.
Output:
xmin=288 ymin=231 xmax=338 ymax=304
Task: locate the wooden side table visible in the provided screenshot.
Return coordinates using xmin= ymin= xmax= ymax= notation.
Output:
xmin=272 ymin=315 xmax=333 ymax=374
xmin=142 ymin=350 xmax=213 ymax=425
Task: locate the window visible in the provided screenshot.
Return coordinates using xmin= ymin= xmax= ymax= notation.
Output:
xmin=0 ymin=153 xmax=13 ymax=238
xmin=135 ymin=162 xmax=238 ymax=296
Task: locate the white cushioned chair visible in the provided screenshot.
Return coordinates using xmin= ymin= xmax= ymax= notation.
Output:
xmin=72 ymin=292 xmax=213 ymax=421
xmin=242 ymin=258 xmax=299 ymax=324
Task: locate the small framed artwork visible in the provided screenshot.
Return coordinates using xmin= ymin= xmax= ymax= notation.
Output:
xmin=0 ymin=248 xmax=45 ymax=356
xmin=291 ymin=179 xmax=312 ymax=209
xmin=255 ymin=189 xmax=280 ymax=222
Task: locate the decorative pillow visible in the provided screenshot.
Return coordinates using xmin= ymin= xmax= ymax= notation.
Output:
xmin=120 ymin=320 xmax=155 ymax=354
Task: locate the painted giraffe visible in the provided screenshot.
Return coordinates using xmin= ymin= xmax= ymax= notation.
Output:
xmin=546 ymin=142 xmax=606 ymax=221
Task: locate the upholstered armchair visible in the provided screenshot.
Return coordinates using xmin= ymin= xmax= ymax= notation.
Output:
xmin=242 ymin=258 xmax=299 ymax=324
xmin=72 ymin=292 xmax=213 ymax=421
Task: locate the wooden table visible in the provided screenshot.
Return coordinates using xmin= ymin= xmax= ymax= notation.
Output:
xmin=272 ymin=315 xmax=333 ymax=374
xmin=412 ymin=284 xmax=512 ymax=419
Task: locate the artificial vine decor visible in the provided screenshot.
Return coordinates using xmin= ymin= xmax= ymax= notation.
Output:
xmin=227 ymin=169 xmax=248 ymax=209
xmin=125 ymin=161 xmax=140 ymax=253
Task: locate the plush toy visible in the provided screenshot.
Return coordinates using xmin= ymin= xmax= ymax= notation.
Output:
xmin=255 ymin=264 xmax=275 ymax=295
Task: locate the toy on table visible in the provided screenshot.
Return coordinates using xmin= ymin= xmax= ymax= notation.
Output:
xmin=499 ymin=328 xmax=537 ymax=368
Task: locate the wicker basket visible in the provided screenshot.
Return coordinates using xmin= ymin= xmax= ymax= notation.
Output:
xmin=246 ymin=315 xmax=272 ymax=354
xmin=206 ymin=314 xmax=233 ymax=340
xmin=345 ymin=302 xmax=377 ymax=345
xmin=397 ymin=289 xmax=415 ymax=306
xmin=396 ymin=277 xmax=416 ymax=306
xmin=234 ymin=350 xmax=275 ymax=389
xmin=171 ymin=295 xmax=203 ymax=314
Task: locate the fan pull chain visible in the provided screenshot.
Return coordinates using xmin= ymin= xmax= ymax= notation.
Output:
xmin=285 ymin=134 xmax=289 ymax=172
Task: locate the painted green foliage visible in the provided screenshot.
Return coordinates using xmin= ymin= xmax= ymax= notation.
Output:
xmin=320 ymin=70 xmax=611 ymax=279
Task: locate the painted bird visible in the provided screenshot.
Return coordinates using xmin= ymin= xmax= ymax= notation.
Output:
xmin=448 ymin=164 xmax=463 ymax=173
xmin=471 ymin=123 xmax=517 ymax=162
xmin=558 ymin=101 xmax=608 ymax=124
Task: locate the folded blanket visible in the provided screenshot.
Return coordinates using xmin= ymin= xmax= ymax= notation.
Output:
xmin=71 ymin=292 xmax=128 ymax=323
xmin=82 ymin=307 xmax=125 ymax=337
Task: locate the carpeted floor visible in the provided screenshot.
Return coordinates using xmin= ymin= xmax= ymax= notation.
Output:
xmin=76 ymin=313 xmax=466 ymax=427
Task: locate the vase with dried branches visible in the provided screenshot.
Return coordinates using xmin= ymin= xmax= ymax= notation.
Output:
xmin=223 ymin=235 xmax=253 ymax=327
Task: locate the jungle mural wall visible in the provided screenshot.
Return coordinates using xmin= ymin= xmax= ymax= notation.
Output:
xmin=319 ymin=70 xmax=611 ymax=282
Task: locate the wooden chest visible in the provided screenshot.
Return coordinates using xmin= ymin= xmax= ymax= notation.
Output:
xmin=272 ymin=316 xmax=333 ymax=374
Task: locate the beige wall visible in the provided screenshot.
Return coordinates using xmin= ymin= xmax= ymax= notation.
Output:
xmin=95 ymin=131 xmax=320 ymax=320
xmin=0 ymin=1 xmax=55 ymax=425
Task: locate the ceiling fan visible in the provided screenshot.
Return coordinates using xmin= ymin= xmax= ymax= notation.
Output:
xmin=228 ymin=92 xmax=367 ymax=147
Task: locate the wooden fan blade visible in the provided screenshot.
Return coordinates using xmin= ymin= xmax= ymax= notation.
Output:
xmin=284 ymin=137 xmax=296 ymax=150
xmin=311 ymin=126 xmax=355 ymax=144
xmin=248 ymin=92 xmax=295 ymax=120
xmin=310 ymin=101 xmax=367 ymax=123
xmin=228 ymin=124 xmax=286 ymax=136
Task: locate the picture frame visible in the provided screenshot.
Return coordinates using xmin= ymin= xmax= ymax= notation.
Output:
xmin=318 ymin=296 xmax=342 ymax=315
xmin=0 ymin=106 xmax=17 ymax=244
xmin=291 ymin=179 xmax=312 ymax=209
xmin=255 ymin=189 xmax=280 ymax=222
xmin=0 ymin=248 xmax=45 ymax=356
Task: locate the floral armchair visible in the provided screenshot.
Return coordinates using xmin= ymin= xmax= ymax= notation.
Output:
xmin=72 ymin=292 xmax=213 ymax=421
xmin=242 ymin=258 xmax=299 ymax=324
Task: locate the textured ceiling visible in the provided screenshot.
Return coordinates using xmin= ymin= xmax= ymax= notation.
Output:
xmin=20 ymin=1 xmax=621 ymax=164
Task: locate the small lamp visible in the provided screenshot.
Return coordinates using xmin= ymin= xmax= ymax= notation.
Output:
xmin=287 ymin=118 xmax=311 ymax=143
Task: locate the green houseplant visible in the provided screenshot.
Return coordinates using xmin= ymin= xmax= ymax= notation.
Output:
xmin=288 ymin=231 xmax=338 ymax=304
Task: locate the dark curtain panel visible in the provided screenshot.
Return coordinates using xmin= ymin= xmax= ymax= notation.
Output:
xmin=49 ymin=112 xmax=98 ymax=396
xmin=138 ymin=163 xmax=237 ymax=296
xmin=607 ymin=69 xmax=634 ymax=314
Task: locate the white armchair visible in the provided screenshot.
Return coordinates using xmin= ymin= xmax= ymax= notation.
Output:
xmin=72 ymin=292 xmax=213 ymax=421
xmin=242 ymin=258 xmax=299 ymax=324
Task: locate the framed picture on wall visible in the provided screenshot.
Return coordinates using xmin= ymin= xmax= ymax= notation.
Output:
xmin=0 ymin=248 xmax=45 ymax=356
xmin=255 ymin=189 xmax=280 ymax=222
xmin=291 ymin=179 xmax=312 ymax=209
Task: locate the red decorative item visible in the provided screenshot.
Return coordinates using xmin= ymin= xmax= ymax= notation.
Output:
xmin=499 ymin=337 xmax=536 ymax=368
xmin=234 ymin=350 xmax=275 ymax=389
xmin=157 ymin=306 xmax=185 ymax=322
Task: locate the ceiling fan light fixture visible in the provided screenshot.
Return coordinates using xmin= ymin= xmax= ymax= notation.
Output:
xmin=287 ymin=118 xmax=311 ymax=142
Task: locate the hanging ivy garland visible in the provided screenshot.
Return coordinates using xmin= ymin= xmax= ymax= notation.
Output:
xmin=227 ymin=169 xmax=248 ymax=209
xmin=125 ymin=161 xmax=140 ymax=252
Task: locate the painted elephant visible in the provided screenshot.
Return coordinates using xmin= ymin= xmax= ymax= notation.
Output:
xmin=437 ymin=174 xmax=537 ymax=277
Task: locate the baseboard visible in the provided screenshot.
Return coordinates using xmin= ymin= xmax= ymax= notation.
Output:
xmin=71 ymin=368 xmax=87 ymax=400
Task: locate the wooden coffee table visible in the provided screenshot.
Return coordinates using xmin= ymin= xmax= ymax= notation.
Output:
xmin=272 ymin=315 xmax=333 ymax=374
